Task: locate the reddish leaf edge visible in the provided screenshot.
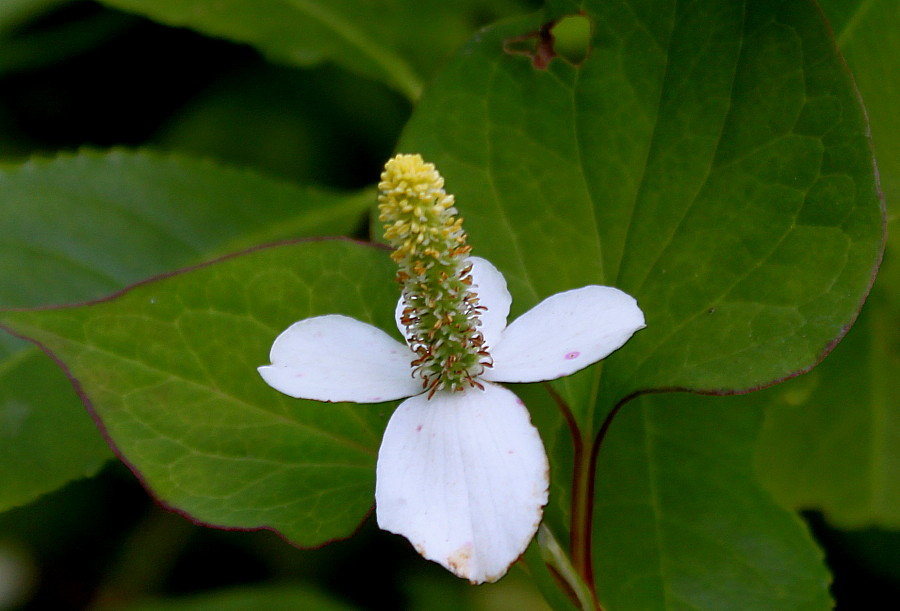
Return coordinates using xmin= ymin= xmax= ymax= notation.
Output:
xmin=0 ymin=236 xmax=390 ymax=550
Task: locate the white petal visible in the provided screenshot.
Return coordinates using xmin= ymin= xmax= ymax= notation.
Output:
xmin=258 ymin=315 xmax=422 ymax=403
xmin=467 ymin=257 xmax=511 ymax=351
xmin=375 ymin=383 xmax=548 ymax=583
xmin=394 ymin=256 xmax=511 ymax=351
xmin=484 ymin=286 xmax=645 ymax=383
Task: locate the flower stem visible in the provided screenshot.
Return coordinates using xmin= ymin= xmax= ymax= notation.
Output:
xmin=570 ymin=429 xmax=597 ymax=600
xmin=543 ymin=383 xmax=600 ymax=608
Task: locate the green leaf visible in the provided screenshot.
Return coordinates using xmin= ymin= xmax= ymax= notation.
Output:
xmin=750 ymin=0 xmax=900 ymax=529
xmin=0 ymin=348 xmax=111 ymax=510
xmin=593 ymin=394 xmax=832 ymax=610
xmin=0 ymin=149 xmax=372 ymax=512
xmin=819 ymin=0 xmax=900 ymax=206
xmin=755 ymin=288 xmax=900 ymax=528
xmin=0 ymin=3 xmax=135 ymax=76
xmin=396 ymin=0 xmax=880 ymax=604
xmin=153 ymin=62 xmax=409 ymax=185
xmin=0 ymin=149 xmax=370 ymax=311
xmin=0 ymin=0 xmax=69 ymax=34
xmin=754 ymin=221 xmax=900 ymax=528
xmin=0 ymin=240 xmax=398 ymax=544
xmin=398 ymin=0 xmax=883 ymax=431
xmin=95 ymin=0 xmax=532 ymax=100
xmin=107 ymin=584 xmax=356 ymax=611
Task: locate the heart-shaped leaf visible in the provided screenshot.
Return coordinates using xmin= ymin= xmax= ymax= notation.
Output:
xmin=398 ymin=0 xmax=883 ymax=431
xmin=0 ymin=149 xmax=371 ymax=511
xmin=749 ymin=0 xmax=900 ymax=530
xmin=395 ymin=0 xmax=881 ymax=604
xmin=1 ymin=240 xmax=398 ymax=543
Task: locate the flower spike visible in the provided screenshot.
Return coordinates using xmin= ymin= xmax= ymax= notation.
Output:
xmin=378 ymin=154 xmax=490 ymax=393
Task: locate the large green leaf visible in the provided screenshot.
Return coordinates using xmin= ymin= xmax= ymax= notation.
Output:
xmin=750 ymin=0 xmax=900 ymax=528
xmin=95 ymin=0 xmax=533 ymax=100
xmin=0 ymin=149 xmax=371 ymax=512
xmin=0 ymin=240 xmax=397 ymax=543
xmin=593 ymin=394 xmax=831 ymax=610
xmin=398 ymin=0 xmax=883 ymax=433
xmin=395 ymin=0 xmax=881 ymax=605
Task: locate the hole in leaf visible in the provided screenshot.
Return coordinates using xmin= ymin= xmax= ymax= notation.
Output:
xmin=503 ymin=14 xmax=592 ymax=69
xmin=503 ymin=22 xmax=555 ymax=69
xmin=551 ymin=14 xmax=591 ymax=65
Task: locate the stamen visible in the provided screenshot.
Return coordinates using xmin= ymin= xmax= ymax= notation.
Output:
xmin=378 ymin=154 xmax=492 ymax=394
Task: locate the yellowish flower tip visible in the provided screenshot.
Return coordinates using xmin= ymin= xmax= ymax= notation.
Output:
xmin=378 ymin=154 xmax=490 ymax=395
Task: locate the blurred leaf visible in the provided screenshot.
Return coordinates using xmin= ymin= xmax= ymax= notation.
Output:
xmin=0 ymin=149 xmax=370 ymax=312
xmin=398 ymin=0 xmax=882 ymax=434
xmin=0 ymin=348 xmax=111 ymax=511
xmin=755 ymin=221 xmax=900 ymax=528
xmin=0 ymin=240 xmax=398 ymax=544
xmin=110 ymin=583 xmax=356 ymax=611
xmin=153 ymin=62 xmax=409 ymax=186
xmin=750 ymin=0 xmax=900 ymax=530
xmin=95 ymin=0 xmax=535 ymax=100
xmin=0 ymin=149 xmax=372 ymax=512
xmin=818 ymin=0 xmax=900 ymax=206
xmin=0 ymin=0 xmax=69 ymax=34
xmin=0 ymin=4 xmax=136 ymax=76
xmin=593 ymin=394 xmax=832 ymax=610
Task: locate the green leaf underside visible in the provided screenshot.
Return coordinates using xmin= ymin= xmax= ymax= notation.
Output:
xmin=1 ymin=240 xmax=399 ymax=544
xmin=397 ymin=0 xmax=882 ymax=433
xmin=0 ymin=149 xmax=371 ymax=512
xmin=593 ymin=394 xmax=831 ymax=610
xmin=749 ymin=0 xmax=900 ymax=529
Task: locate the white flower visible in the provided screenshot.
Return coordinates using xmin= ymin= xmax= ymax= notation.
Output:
xmin=258 ymin=257 xmax=645 ymax=583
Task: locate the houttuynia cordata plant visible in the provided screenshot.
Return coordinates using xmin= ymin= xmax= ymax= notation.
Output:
xmin=0 ymin=0 xmax=894 ymax=609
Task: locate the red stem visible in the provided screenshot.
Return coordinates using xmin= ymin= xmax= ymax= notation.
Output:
xmin=546 ymin=383 xmax=629 ymax=611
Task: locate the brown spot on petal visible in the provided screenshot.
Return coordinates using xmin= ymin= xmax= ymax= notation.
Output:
xmin=447 ymin=543 xmax=473 ymax=579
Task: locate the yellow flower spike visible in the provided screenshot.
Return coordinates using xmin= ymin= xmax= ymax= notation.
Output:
xmin=378 ymin=154 xmax=489 ymax=394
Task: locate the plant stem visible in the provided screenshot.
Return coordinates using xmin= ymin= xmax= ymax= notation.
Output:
xmin=543 ymin=383 xmax=599 ymax=608
xmin=570 ymin=429 xmax=597 ymax=597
